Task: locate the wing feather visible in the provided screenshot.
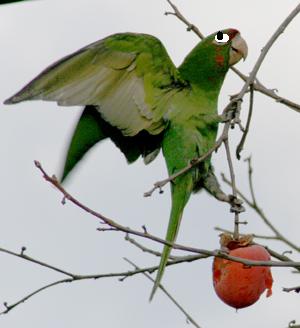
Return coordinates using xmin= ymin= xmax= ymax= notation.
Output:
xmin=5 ymin=33 xmax=184 ymax=136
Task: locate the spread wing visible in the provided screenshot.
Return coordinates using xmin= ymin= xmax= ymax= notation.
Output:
xmin=5 ymin=33 xmax=183 ymax=136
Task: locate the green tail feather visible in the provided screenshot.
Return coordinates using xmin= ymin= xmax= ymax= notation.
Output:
xmin=149 ymin=174 xmax=193 ymax=300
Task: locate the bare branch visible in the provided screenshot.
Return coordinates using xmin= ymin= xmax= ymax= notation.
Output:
xmin=0 ymin=246 xmax=76 ymax=278
xmin=253 ymin=78 xmax=300 ymax=113
xmin=283 ymin=286 xmax=300 ymax=293
xmin=233 ymin=2 xmax=300 ymax=106
xmin=125 ymin=235 xmax=177 ymax=260
xmin=0 ymin=243 xmax=208 ymax=315
xmin=165 ymin=0 xmax=204 ymax=38
xmin=1 ymin=209 xmax=299 ymax=316
xmin=245 ymin=156 xmax=258 ymax=206
xmin=0 ymin=279 xmax=72 ymax=315
xmin=264 ymin=247 xmax=300 ymax=273
xmin=34 ymin=160 xmax=300 ymax=269
xmin=125 ymin=235 xmax=212 ymax=262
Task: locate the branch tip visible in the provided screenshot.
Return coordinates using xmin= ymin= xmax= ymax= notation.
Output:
xmin=20 ymin=246 xmax=26 ymax=255
xmin=34 ymin=160 xmax=41 ymax=168
xmin=142 ymin=225 xmax=148 ymax=234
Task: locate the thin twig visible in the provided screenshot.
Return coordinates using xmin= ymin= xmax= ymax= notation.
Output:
xmin=1 ymin=279 xmax=72 ymax=315
xmin=253 ymin=77 xmax=300 ymax=113
xmin=124 ymin=258 xmax=202 ymax=328
xmin=34 ymin=161 xmax=212 ymax=254
xmin=0 ymin=246 xmax=76 ymax=278
xmin=236 ymin=84 xmax=254 ymax=159
xmin=125 ymin=235 xmax=177 ymax=260
xmin=245 ymin=156 xmax=258 ymax=206
xmin=125 ymin=235 xmax=212 ymax=262
xmin=282 ymin=286 xmax=300 ymax=293
xmin=264 ymin=247 xmax=300 ymax=272
xmin=165 ymin=0 xmax=204 ymax=38
xmin=235 ymin=2 xmax=300 ymax=103
xmin=0 ymin=250 xmax=204 ymax=315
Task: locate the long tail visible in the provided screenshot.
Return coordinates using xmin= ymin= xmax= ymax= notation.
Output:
xmin=149 ymin=174 xmax=193 ymax=301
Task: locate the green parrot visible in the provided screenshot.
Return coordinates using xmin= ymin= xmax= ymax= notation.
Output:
xmin=4 ymin=28 xmax=247 ymax=300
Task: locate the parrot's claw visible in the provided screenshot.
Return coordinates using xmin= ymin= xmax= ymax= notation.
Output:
xmin=213 ymin=192 xmax=245 ymax=213
xmin=228 ymin=195 xmax=245 ymax=213
xmin=218 ymin=112 xmax=232 ymax=123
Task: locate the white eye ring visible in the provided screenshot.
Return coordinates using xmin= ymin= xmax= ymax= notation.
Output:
xmin=215 ymin=31 xmax=230 ymax=43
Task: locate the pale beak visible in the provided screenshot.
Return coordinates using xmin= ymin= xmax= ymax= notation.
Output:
xmin=229 ymin=33 xmax=248 ymax=66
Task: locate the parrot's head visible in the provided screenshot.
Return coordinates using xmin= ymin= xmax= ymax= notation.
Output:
xmin=211 ymin=28 xmax=248 ymax=66
xmin=179 ymin=28 xmax=247 ymax=90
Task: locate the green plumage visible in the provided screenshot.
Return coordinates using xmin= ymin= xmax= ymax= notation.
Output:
xmin=4 ymin=28 xmax=246 ymax=300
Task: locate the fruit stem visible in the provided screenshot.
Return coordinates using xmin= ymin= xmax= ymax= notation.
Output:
xmin=233 ymin=213 xmax=239 ymax=240
xmin=224 ymin=139 xmax=241 ymax=240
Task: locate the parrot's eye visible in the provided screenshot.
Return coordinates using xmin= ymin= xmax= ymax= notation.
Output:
xmin=214 ymin=31 xmax=230 ymax=44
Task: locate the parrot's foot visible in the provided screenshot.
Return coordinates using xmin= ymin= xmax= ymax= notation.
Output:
xmin=218 ymin=101 xmax=239 ymax=122
xmin=203 ymin=170 xmax=245 ymax=212
xmin=218 ymin=113 xmax=232 ymax=123
xmin=228 ymin=195 xmax=245 ymax=213
xmin=212 ymin=192 xmax=245 ymax=213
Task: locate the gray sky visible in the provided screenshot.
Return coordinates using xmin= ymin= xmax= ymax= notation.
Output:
xmin=0 ymin=0 xmax=300 ymax=327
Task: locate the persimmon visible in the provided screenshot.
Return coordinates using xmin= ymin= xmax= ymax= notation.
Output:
xmin=213 ymin=244 xmax=273 ymax=309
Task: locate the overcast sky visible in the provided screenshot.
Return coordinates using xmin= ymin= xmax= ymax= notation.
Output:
xmin=0 ymin=1 xmax=300 ymax=327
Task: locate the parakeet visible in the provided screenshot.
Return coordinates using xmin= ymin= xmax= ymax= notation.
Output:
xmin=4 ymin=29 xmax=247 ymax=300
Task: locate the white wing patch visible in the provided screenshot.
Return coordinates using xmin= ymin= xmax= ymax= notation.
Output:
xmin=99 ymin=70 xmax=152 ymax=136
xmin=50 ymin=64 xmax=161 ymax=136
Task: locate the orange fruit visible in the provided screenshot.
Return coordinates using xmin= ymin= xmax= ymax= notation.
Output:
xmin=213 ymin=245 xmax=273 ymax=309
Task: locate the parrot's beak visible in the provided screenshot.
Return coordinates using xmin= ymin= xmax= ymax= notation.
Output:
xmin=229 ymin=33 xmax=248 ymax=66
